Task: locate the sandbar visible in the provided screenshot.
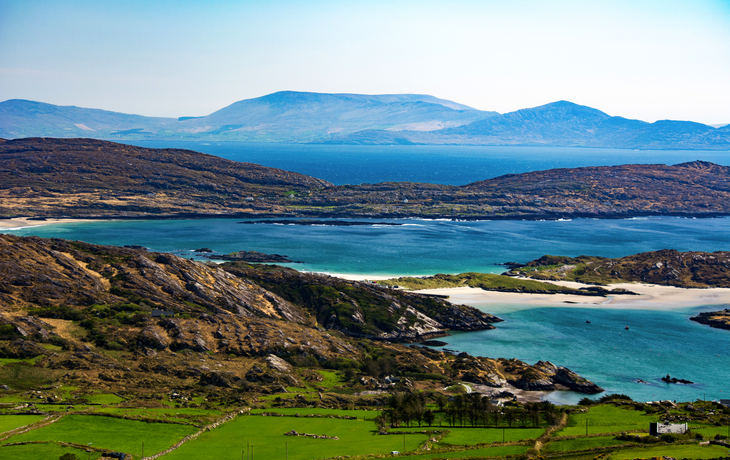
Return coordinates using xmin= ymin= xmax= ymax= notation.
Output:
xmin=0 ymin=217 xmax=105 ymax=230
xmin=326 ymin=273 xmax=730 ymax=310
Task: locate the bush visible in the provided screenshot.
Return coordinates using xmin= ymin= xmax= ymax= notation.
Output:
xmin=598 ymin=393 xmax=633 ymax=403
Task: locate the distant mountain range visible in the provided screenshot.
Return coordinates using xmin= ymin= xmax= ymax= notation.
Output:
xmin=1 ymin=91 xmax=729 ymax=149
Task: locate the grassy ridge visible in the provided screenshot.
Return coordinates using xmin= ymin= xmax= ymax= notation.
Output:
xmin=377 ymin=272 xmax=591 ymax=294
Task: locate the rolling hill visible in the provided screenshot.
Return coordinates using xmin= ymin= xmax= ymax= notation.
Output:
xmin=2 ymin=92 xmax=729 ymax=149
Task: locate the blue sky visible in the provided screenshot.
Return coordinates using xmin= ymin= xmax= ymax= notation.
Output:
xmin=1 ymin=0 xmax=729 ymax=124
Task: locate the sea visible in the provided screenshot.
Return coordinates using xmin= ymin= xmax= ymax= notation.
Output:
xmin=4 ymin=142 xmax=730 ymax=404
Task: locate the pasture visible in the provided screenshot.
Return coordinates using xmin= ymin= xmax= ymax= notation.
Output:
xmin=162 ymin=414 xmax=427 ymax=460
xmin=556 ymin=404 xmax=658 ymax=436
xmin=0 ymin=414 xmax=197 ymax=457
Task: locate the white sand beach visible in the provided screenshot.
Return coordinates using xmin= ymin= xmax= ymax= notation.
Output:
xmin=0 ymin=217 xmax=105 ymax=230
xmin=327 ymin=273 xmax=730 ymax=310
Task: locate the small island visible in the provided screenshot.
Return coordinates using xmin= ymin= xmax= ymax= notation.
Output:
xmin=204 ymin=250 xmax=302 ymax=263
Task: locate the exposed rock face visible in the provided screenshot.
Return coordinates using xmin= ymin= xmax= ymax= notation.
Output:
xmin=0 ymin=234 xmax=310 ymax=324
xmin=502 ymin=359 xmax=604 ymax=394
xmin=226 ymin=265 xmax=502 ymax=342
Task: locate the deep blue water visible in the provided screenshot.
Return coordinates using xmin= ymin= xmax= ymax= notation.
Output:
xmin=124 ymin=141 xmax=730 ymax=185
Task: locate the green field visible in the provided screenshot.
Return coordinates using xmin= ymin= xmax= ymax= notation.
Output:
xmin=556 ymin=405 xmax=658 ymax=436
xmin=86 ymin=393 xmax=125 ymax=405
xmin=0 ymin=414 xmax=46 ymax=434
xmin=250 ymin=408 xmax=378 ymax=420
xmin=163 ymin=414 xmax=427 ymax=460
xmin=545 ymin=435 xmax=631 ymax=452
xmin=0 ymin=442 xmax=103 ymax=460
xmin=394 ymin=444 xmax=530 ymax=459
xmin=609 ymin=442 xmax=730 ymax=459
xmin=689 ymin=424 xmax=730 ymax=440
xmin=0 ymin=414 xmax=197 ymax=457
xmin=389 ymin=426 xmax=544 ymax=445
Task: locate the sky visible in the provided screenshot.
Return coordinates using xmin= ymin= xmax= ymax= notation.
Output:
xmin=1 ymin=0 xmax=729 ymax=124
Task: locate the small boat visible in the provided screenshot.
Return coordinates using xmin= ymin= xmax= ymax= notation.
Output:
xmin=625 ymin=326 xmax=629 ymax=330
xmin=586 ymin=320 xmax=591 ymax=324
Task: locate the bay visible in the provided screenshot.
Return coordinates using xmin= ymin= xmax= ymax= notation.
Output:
xmin=124 ymin=141 xmax=730 ymax=186
xmin=4 ymin=216 xmax=730 ymax=404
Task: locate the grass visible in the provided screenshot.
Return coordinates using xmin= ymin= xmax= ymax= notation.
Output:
xmin=393 ymin=444 xmax=529 ymax=459
xmin=0 ymin=363 xmax=62 ymax=390
xmin=86 ymin=393 xmax=125 ymax=405
xmin=163 ymin=414 xmax=428 ymax=460
xmin=249 ymin=408 xmax=377 ymax=420
xmin=609 ymin=442 xmax=730 ymax=459
xmin=95 ymin=407 xmax=223 ymax=424
xmin=377 ymin=272 xmax=589 ymax=294
xmin=0 ymin=442 xmax=103 ymax=460
xmin=316 ymin=370 xmax=344 ymax=388
xmin=556 ymin=405 xmax=658 ymax=436
xmin=0 ymin=414 xmax=46 ymax=433
xmin=389 ymin=426 xmax=545 ymax=445
xmin=0 ymin=414 xmax=197 ymax=457
xmin=544 ymin=435 xmax=631 ymax=452
xmin=689 ymin=423 xmax=730 ymax=439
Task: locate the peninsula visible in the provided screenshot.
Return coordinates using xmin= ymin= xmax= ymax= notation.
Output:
xmin=2 ymin=138 xmax=730 ymax=221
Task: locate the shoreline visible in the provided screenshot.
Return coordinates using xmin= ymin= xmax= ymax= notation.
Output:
xmin=327 ymin=273 xmax=730 ymax=310
xmin=0 ymin=217 xmax=108 ymax=230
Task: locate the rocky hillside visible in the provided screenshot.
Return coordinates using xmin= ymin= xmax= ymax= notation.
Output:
xmin=0 ymin=234 xmax=602 ymax=397
xmin=509 ymin=249 xmax=730 ymax=288
xmin=0 ymin=137 xmax=330 ymax=218
xmin=2 ymin=138 xmax=730 ymax=220
xmin=0 ymin=234 xmax=498 ymax=345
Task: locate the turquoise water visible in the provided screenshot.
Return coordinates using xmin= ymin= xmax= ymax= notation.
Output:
xmin=444 ymin=305 xmax=729 ymax=405
xmin=6 ymin=217 xmax=730 ymax=276
xmin=125 ymin=141 xmax=730 ymax=186
xmin=4 ymin=216 xmax=730 ymax=403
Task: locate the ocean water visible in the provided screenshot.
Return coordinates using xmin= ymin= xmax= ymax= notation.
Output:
xmin=444 ymin=305 xmax=729 ymax=405
xmin=4 ymin=216 xmax=730 ymax=403
xmin=7 ymin=217 xmax=730 ymax=276
xmin=125 ymin=141 xmax=730 ymax=185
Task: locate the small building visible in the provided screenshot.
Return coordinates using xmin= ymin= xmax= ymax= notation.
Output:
xmin=720 ymin=399 xmax=730 ymax=408
xmin=151 ymin=309 xmax=175 ymax=318
xmin=649 ymin=422 xmax=687 ymax=436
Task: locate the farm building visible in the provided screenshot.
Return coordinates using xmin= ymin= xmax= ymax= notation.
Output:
xmin=649 ymin=422 xmax=687 ymax=436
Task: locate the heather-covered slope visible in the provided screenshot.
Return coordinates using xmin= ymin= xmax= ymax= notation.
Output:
xmin=510 ymin=249 xmax=730 ymax=288
xmin=2 ymin=138 xmax=730 ymax=220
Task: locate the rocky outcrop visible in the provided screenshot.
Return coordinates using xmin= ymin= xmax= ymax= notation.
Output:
xmin=690 ymin=309 xmax=730 ymax=330
xmin=505 ymin=359 xmax=604 ymax=394
xmin=0 ymin=338 xmax=49 ymax=359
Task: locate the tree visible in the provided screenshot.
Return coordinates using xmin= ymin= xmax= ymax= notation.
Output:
xmin=423 ymin=409 xmax=435 ymax=426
